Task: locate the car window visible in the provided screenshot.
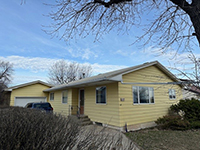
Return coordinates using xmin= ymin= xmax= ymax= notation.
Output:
xmin=33 ymin=103 xmax=51 ymax=108
xmin=40 ymin=103 xmax=51 ymax=108
xmin=26 ymin=103 xmax=32 ymax=108
xmin=33 ymin=104 xmax=40 ymax=108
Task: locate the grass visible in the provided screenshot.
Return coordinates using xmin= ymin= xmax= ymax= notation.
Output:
xmin=125 ymin=128 xmax=200 ymax=150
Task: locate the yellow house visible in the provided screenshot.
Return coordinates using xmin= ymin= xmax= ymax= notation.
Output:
xmin=6 ymin=80 xmax=53 ymax=107
xmin=43 ymin=61 xmax=182 ymax=131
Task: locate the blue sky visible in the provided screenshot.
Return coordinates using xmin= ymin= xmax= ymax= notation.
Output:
xmin=1 ymin=0 xmax=199 ymax=86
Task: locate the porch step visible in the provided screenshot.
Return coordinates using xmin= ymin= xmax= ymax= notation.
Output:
xmin=78 ymin=115 xmax=93 ymax=126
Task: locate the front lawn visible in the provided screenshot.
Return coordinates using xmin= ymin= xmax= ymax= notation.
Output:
xmin=125 ymin=128 xmax=200 ymax=150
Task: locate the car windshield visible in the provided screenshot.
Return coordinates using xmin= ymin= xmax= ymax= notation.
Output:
xmin=34 ymin=103 xmax=51 ymax=108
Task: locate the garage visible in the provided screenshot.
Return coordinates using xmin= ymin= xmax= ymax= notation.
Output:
xmin=5 ymin=80 xmax=53 ymax=107
xmin=15 ymin=97 xmax=47 ymax=107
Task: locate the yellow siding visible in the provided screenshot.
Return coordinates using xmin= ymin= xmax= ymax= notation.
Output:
xmin=10 ymin=83 xmax=50 ymax=106
xmin=119 ymin=66 xmax=182 ymax=127
xmin=71 ymin=89 xmax=78 ymax=115
xmin=49 ymin=89 xmax=74 ymax=116
xmin=84 ymin=82 xmax=120 ymax=127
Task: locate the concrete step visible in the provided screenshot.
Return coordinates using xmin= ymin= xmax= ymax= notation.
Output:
xmin=78 ymin=115 xmax=93 ymax=126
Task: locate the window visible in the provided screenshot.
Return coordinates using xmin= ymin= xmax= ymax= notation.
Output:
xmin=62 ymin=90 xmax=68 ymax=103
xmin=50 ymin=93 xmax=54 ymax=101
xmin=169 ymin=89 xmax=176 ymax=99
xmin=96 ymin=86 xmax=106 ymax=104
xmin=133 ymin=86 xmax=154 ymax=104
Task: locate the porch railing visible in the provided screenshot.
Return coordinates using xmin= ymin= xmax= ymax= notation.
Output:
xmin=77 ymin=106 xmax=80 ymax=119
xmin=68 ymin=105 xmax=81 ymax=118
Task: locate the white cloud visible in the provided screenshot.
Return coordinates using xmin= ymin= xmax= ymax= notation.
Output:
xmin=67 ymin=48 xmax=98 ymax=60
xmin=1 ymin=55 xmax=127 ymax=74
xmin=1 ymin=55 xmax=128 ymax=86
xmin=11 ymin=74 xmax=48 ymax=86
xmin=0 ymin=56 xmax=59 ymax=73
xmin=142 ymin=46 xmax=200 ymax=75
xmin=92 ymin=63 xmax=128 ymax=75
xmin=114 ymin=50 xmax=136 ymax=57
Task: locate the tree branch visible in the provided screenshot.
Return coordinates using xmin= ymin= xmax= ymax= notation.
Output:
xmin=94 ymin=0 xmax=132 ymax=8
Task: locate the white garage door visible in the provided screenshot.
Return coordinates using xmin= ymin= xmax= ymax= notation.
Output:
xmin=15 ymin=97 xmax=46 ymax=107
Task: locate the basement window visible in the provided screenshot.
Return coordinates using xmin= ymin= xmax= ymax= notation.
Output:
xmin=133 ymin=86 xmax=154 ymax=104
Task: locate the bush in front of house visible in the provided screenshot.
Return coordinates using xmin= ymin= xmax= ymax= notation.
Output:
xmin=156 ymin=98 xmax=200 ymax=130
xmin=156 ymin=113 xmax=190 ymax=130
xmin=0 ymin=107 xmax=80 ymax=150
xmin=0 ymin=107 xmax=137 ymax=149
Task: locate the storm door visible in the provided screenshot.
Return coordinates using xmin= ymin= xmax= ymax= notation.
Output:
xmin=79 ymin=89 xmax=84 ymax=115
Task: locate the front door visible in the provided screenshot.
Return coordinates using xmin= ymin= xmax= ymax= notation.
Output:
xmin=79 ymin=89 xmax=84 ymax=115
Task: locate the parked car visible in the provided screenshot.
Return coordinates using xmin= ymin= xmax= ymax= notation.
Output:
xmin=25 ymin=102 xmax=53 ymax=113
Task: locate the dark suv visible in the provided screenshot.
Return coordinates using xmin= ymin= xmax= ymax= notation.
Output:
xmin=25 ymin=102 xmax=53 ymax=113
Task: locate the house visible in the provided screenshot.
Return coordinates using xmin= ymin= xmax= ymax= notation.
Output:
xmin=5 ymin=80 xmax=53 ymax=107
xmin=43 ymin=61 xmax=182 ymax=131
xmin=8 ymin=61 xmax=182 ymax=131
xmin=181 ymin=79 xmax=200 ymax=100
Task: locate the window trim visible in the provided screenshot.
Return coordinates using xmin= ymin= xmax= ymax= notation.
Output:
xmin=96 ymin=86 xmax=107 ymax=104
xmin=62 ymin=90 xmax=68 ymax=104
xmin=133 ymin=86 xmax=154 ymax=105
xmin=169 ymin=89 xmax=176 ymax=100
xmin=49 ymin=93 xmax=54 ymax=101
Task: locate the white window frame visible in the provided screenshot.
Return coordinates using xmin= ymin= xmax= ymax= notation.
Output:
xmin=50 ymin=93 xmax=54 ymax=101
xmin=62 ymin=90 xmax=68 ymax=104
xmin=96 ymin=86 xmax=106 ymax=104
xmin=133 ymin=86 xmax=154 ymax=104
xmin=169 ymin=89 xmax=176 ymax=100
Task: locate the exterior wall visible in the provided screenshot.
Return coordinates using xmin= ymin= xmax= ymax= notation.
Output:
xmin=10 ymin=83 xmax=50 ymax=106
xmin=118 ymin=66 xmax=182 ymax=131
xmin=71 ymin=88 xmax=78 ymax=115
xmin=84 ymin=82 xmax=120 ymax=127
xmin=49 ymin=89 xmax=75 ymax=116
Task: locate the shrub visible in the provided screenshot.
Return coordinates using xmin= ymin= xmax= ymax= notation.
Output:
xmin=156 ymin=114 xmax=190 ymax=130
xmin=156 ymin=98 xmax=200 ymax=130
xmin=0 ymin=107 xmax=80 ymax=150
xmin=170 ymin=98 xmax=200 ymax=122
xmin=0 ymin=107 xmax=137 ymax=149
xmin=190 ymin=121 xmax=200 ymax=129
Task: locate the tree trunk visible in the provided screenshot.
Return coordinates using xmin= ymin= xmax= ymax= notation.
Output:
xmin=170 ymin=0 xmax=200 ymax=46
xmin=188 ymin=10 xmax=200 ymax=46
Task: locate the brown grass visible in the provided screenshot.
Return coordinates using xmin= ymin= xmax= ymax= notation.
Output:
xmin=126 ymin=128 xmax=200 ymax=150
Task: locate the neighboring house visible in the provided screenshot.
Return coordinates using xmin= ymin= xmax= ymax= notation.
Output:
xmin=43 ymin=61 xmax=182 ymax=131
xmin=181 ymin=79 xmax=200 ymax=100
xmin=5 ymin=80 xmax=53 ymax=107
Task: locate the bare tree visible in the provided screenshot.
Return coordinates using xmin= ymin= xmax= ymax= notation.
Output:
xmin=0 ymin=61 xmax=14 ymax=105
xmin=0 ymin=61 xmax=13 ymax=90
xmin=169 ymin=51 xmax=200 ymax=99
xmin=48 ymin=60 xmax=92 ymax=85
xmin=44 ymin=0 xmax=200 ymax=51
